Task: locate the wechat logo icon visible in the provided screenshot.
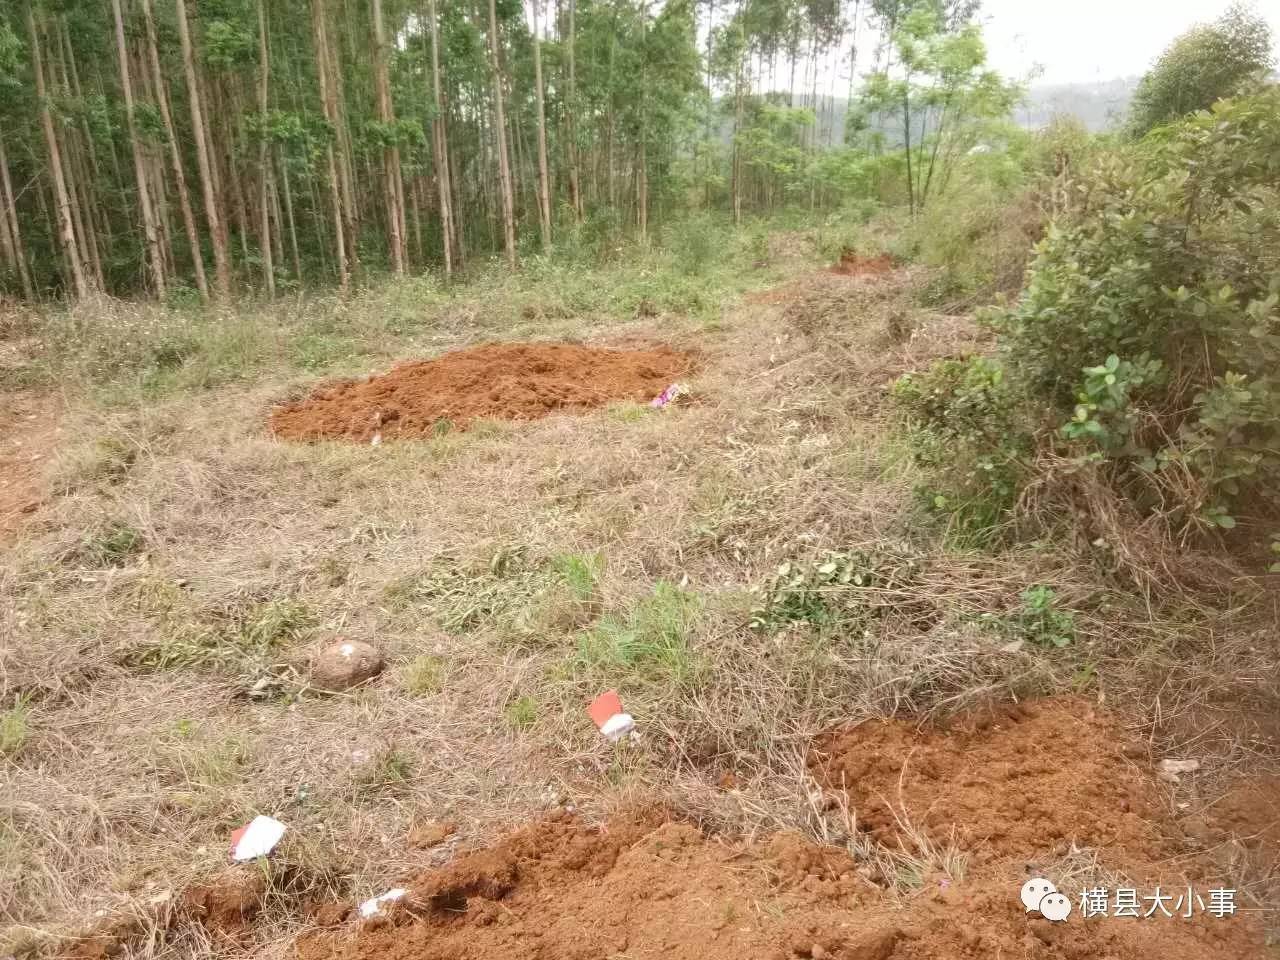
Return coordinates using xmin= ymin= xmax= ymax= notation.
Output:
xmin=1021 ymin=878 xmax=1072 ymax=922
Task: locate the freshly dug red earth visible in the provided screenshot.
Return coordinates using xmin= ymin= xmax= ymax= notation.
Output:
xmin=808 ymin=698 xmax=1166 ymax=866
xmin=297 ymin=812 xmax=890 ymax=960
xmin=296 ymin=806 xmax=1266 ymax=960
xmin=270 ymin=342 xmax=691 ymax=442
xmin=831 ymin=251 xmax=895 ymax=276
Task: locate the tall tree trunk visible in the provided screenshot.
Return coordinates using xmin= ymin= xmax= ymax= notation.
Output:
xmin=0 ymin=134 xmax=34 ymax=299
xmin=256 ymin=0 xmax=275 ymax=296
xmin=425 ymin=0 xmax=455 ymax=276
xmin=636 ymin=0 xmax=647 ymax=240
xmin=371 ymin=0 xmax=407 ymax=274
xmin=27 ymin=3 xmax=87 ymax=298
xmin=529 ymin=0 xmax=552 ymax=250
xmin=902 ymin=84 xmax=915 ymax=216
xmin=58 ymin=15 xmax=107 ymax=289
xmin=112 ymin=0 xmax=166 ymax=298
xmin=487 ymin=0 xmax=517 ymax=267
xmin=278 ymin=147 xmax=303 ymax=282
xmin=176 ymin=0 xmax=232 ymax=299
xmin=731 ymin=52 xmax=744 ymax=226
xmin=564 ymin=0 xmax=582 ymax=221
xmin=844 ymin=0 xmax=862 ymax=145
xmin=311 ymin=0 xmax=350 ymax=289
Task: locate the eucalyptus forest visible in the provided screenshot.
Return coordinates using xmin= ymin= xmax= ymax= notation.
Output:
xmin=0 ymin=0 xmax=1018 ymax=300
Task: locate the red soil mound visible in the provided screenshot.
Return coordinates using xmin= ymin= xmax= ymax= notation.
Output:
xmin=297 ymin=812 xmax=892 ymax=960
xmin=808 ymin=698 xmax=1166 ymax=866
xmin=831 ymin=251 xmax=895 ymax=276
xmin=296 ymin=804 xmax=1266 ymax=960
xmin=270 ymin=342 xmax=691 ymax=442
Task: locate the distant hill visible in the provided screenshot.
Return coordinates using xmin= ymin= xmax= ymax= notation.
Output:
xmin=1015 ymin=78 xmax=1138 ymax=132
xmin=747 ymin=78 xmax=1139 ymax=147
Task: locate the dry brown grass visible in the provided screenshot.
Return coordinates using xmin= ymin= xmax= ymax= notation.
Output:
xmin=1 ymin=238 xmax=1277 ymax=957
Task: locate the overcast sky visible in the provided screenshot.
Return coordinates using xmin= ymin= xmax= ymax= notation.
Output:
xmin=978 ymin=0 xmax=1280 ymax=86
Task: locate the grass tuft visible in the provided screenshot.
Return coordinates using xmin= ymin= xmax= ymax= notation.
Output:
xmin=577 ymin=582 xmax=703 ymax=684
xmin=0 ymin=701 xmax=30 ymax=757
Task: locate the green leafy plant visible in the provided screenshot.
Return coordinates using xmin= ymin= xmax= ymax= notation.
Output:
xmin=750 ymin=547 xmax=923 ymax=632
xmin=985 ymin=87 xmax=1280 ymax=536
xmin=981 ymin=585 xmax=1076 ymax=649
xmin=893 ymin=357 xmax=1031 ymax=540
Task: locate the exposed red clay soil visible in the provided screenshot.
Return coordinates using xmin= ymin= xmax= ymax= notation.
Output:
xmin=270 ymin=342 xmax=691 ymax=442
xmin=831 ymin=251 xmax=896 ymax=276
xmin=0 ymin=391 xmax=60 ymax=542
xmin=293 ymin=699 xmax=1269 ymax=960
xmin=808 ymin=698 xmax=1167 ymax=867
xmin=181 ymin=867 xmax=268 ymax=933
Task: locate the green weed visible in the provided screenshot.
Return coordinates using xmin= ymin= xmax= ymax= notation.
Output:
xmin=504 ymin=695 xmax=538 ymax=730
xmin=750 ymin=548 xmax=924 ymax=632
xmin=357 ymin=748 xmax=415 ymax=795
xmin=0 ymin=701 xmax=30 ymax=757
xmin=980 ymin=585 xmax=1077 ymax=649
xmin=122 ymin=598 xmax=311 ymax=673
xmin=75 ymin=521 xmax=146 ymax=568
xmin=577 ymin=582 xmax=702 ymax=683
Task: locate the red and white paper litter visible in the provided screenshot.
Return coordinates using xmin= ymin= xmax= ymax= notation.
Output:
xmin=650 ymin=383 xmax=689 ymax=409
xmin=229 ymin=815 xmax=286 ymax=861
xmin=359 ymin=888 xmax=407 ymax=918
xmin=588 ymin=689 xmax=635 ymax=741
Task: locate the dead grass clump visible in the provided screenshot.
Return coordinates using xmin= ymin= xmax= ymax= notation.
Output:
xmin=1016 ymin=449 xmax=1255 ymax=597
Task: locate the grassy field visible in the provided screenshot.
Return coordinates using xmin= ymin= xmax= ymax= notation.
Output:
xmin=1 ymin=221 xmax=1277 ymax=957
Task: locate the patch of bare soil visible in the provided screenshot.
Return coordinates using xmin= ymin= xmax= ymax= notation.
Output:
xmin=0 ymin=391 xmax=60 ymax=542
xmin=296 ymin=812 xmax=893 ymax=960
xmin=831 ymin=251 xmax=896 ymax=277
xmin=288 ymin=700 xmax=1270 ymax=960
xmin=808 ymin=698 xmax=1166 ymax=866
xmin=270 ymin=342 xmax=691 ymax=442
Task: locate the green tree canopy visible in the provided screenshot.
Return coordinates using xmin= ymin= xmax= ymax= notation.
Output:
xmin=1127 ymin=3 xmax=1274 ymax=137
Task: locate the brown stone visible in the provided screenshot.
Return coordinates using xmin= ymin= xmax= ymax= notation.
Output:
xmin=311 ymin=639 xmax=384 ymax=690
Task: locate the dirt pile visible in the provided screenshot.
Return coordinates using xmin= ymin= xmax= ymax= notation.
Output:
xmin=297 ymin=812 xmax=891 ymax=960
xmin=293 ymin=698 xmax=1270 ymax=960
xmin=831 ymin=251 xmax=895 ymax=277
xmin=270 ymin=342 xmax=691 ymax=442
xmin=808 ymin=698 xmax=1166 ymax=866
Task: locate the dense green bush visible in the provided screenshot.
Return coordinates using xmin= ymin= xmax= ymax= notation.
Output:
xmin=892 ymin=356 xmax=1032 ymax=538
xmin=990 ymin=88 xmax=1280 ymax=531
xmin=898 ymin=88 xmax=1280 ymax=541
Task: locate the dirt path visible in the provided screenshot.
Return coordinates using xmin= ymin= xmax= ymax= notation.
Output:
xmin=0 ymin=391 xmax=60 ymax=543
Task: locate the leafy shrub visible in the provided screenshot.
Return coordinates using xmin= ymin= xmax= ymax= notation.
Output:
xmin=893 ymin=357 xmax=1032 ymax=539
xmin=980 ymin=586 xmax=1076 ymax=649
xmin=750 ymin=547 xmax=923 ymax=631
xmin=989 ymin=88 xmax=1280 ymax=533
xmin=1127 ymin=4 xmax=1274 ymax=137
